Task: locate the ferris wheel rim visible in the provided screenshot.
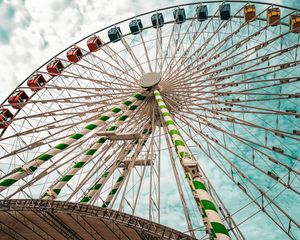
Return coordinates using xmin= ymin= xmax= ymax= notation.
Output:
xmin=1 ymin=0 xmax=299 ymax=108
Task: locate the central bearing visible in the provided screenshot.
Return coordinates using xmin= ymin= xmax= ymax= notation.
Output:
xmin=139 ymin=72 xmax=161 ymax=88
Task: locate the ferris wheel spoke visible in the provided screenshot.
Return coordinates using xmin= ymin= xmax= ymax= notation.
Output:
xmin=102 ymin=122 xmax=153 ymax=210
xmin=121 ymin=37 xmax=145 ymax=75
xmin=0 ymin=93 xmax=147 ymax=192
xmin=56 ymin=113 xmax=150 ymax=202
xmin=102 ymin=45 xmax=141 ymax=80
xmin=155 ymin=27 xmax=163 ymax=73
xmin=3 ymin=134 xmax=97 ymax=200
xmin=180 ymin=127 xmax=245 ymax=240
xmin=164 ymin=4 xmax=247 ymax=83
xmin=176 ymin=114 xmax=300 ymax=196
xmin=181 ymin=106 xmax=300 ymax=145
xmin=167 ymin=19 xmax=293 ymax=88
xmin=178 ymin=117 xmax=299 ymax=239
xmin=79 ymin=120 xmax=152 ymax=204
xmin=119 ymin=121 xmax=155 ymax=216
xmin=139 ymin=31 xmax=153 ymax=72
xmin=161 ymin=118 xmax=197 ymax=238
xmin=61 ymin=65 xmax=138 ymax=90
xmin=154 ymin=90 xmax=230 ymax=239
xmin=162 ymin=5 xmax=223 ymax=82
xmin=42 ymin=97 xmax=145 ymax=200
xmin=161 ymin=12 xmax=200 ymax=81
xmin=81 ymin=47 xmax=138 ymax=83
xmin=176 ymin=109 xmax=299 ymax=173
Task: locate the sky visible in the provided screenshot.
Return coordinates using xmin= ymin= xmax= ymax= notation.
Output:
xmin=0 ymin=0 xmax=299 ymax=239
xmin=0 ymin=0 xmax=299 ymax=103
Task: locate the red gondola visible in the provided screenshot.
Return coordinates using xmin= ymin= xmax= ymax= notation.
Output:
xmin=47 ymin=60 xmax=64 ymax=76
xmin=8 ymin=91 xmax=29 ymax=109
xmin=66 ymin=47 xmax=83 ymax=63
xmin=87 ymin=36 xmax=102 ymax=52
xmin=0 ymin=109 xmax=13 ymax=129
xmin=27 ymin=74 xmax=46 ymax=92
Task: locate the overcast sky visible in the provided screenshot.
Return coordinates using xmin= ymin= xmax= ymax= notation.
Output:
xmin=0 ymin=0 xmax=299 ymax=239
xmin=0 ymin=0 xmax=298 ymax=103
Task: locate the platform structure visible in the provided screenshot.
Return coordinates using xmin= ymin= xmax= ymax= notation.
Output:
xmin=0 ymin=200 xmax=194 ymax=240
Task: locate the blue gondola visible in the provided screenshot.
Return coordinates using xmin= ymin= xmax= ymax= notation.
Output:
xmin=151 ymin=13 xmax=164 ymax=28
xmin=129 ymin=19 xmax=143 ymax=34
xmin=173 ymin=8 xmax=186 ymax=24
xmin=196 ymin=5 xmax=208 ymax=21
xmin=219 ymin=4 xmax=231 ymax=20
xmin=108 ymin=27 xmax=122 ymax=42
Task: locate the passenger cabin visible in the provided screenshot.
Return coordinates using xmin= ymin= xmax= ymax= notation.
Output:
xmin=196 ymin=5 xmax=208 ymax=21
xmin=47 ymin=60 xmax=64 ymax=76
xmin=267 ymin=8 xmax=280 ymax=26
xmin=27 ymin=74 xmax=46 ymax=92
xmin=67 ymin=47 xmax=83 ymax=63
xmin=244 ymin=5 xmax=256 ymax=22
xmin=108 ymin=27 xmax=122 ymax=43
xmin=0 ymin=109 xmax=13 ymax=129
xmin=151 ymin=13 xmax=164 ymax=28
xmin=219 ymin=4 xmax=231 ymax=20
xmin=173 ymin=8 xmax=186 ymax=24
xmin=8 ymin=91 xmax=29 ymax=109
xmin=87 ymin=36 xmax=102 ymax=52
xmin=290 ymin=14 xmax=300 ymax=33
xmin=129 ymin=19 xmax=143 ymax=34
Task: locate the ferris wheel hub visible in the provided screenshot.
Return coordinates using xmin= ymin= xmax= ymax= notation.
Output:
xmin=139 ymin=72 xmax=161 ymax=88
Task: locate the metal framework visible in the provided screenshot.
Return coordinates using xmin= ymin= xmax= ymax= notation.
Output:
xmin=0 ymin=1 xmax=299 ymax=239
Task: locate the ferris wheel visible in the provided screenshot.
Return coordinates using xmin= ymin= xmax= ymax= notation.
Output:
xmin=0 ymin=1 xmax=299 ymax=239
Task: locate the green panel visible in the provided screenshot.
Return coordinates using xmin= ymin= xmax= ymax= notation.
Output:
xmin=38 ymin=154 xmax=52 ymax=161
xmin=109 ymin=188 xmax=118 ymax=195
xmin=211 ymin=222 xmax=230 ymax=237
xmin=99 ymin=115 xmax=110 ymax=121
xmin=169 ymin=129 xmax=179 ymax=135
xmin=193 ymin=180 xmax=207 ymax=191
xmin=201 ymin=199 xmax=217 ymax=212
xmin=60 ymin=175 xmax=73 ymax=182
xmin=80 ymin=196 xmax=91 ymax=202
xmin=134 ymin=93 xmax=145 ymax=100
xmin=107 ymin=126 xmax=117 ymax=131
xmin=179 ymin=152 xmax=189 ymax=158
xmin=0 ymin=178 xmax=17 ymax=186
xmin=86 ymin=149 xmax=97 ymax=155
xmin=123 ymin=100 xmax=132 ymax=106
xmin=70 ymin=133 xmax=83 ymax=140
xmin=97 ymin=137 xmax=107 ymax=144
xmin=102 ymin=202 xmax=110 ymax=208
xmin=53 ymin=189 xmax=61 ymax=195
xmin=29 ymin=166 xmax=37 ymax=172
xmin=102 ymin=171 xmax=109 ymax=177
xmin=118 ymin=115 xmax=128 ymax=121
xmin=175 ymin=140 xmax=185 ymax=147
xmin=154 ymin=91 xmax=160 ymax=96
xmin=73 ymin=161 xmax=85 ymax=168
xmin=159 ymin=105 xmax=167 ymax=109
xmin=117 ymin=176 xmax=124 ymax=182
xmin=55 ymin=143 xmax=68 ymax=150
xmin=162 ymin=112 xmax=170 ymax=117
xmin=92 ymin=183 xmax=102 ymax=190
xmin=16 ymin=167 xmax=25 ymax=173
xmin=166 ymin=120 xmax=174 ymax=126
xmin=85 ymin=124 xmax=97 ymax=130
xmin=129 ymin=105 xmax=137 ymax=110
xmin=111 ymin=107 xmax=121 ymax=113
